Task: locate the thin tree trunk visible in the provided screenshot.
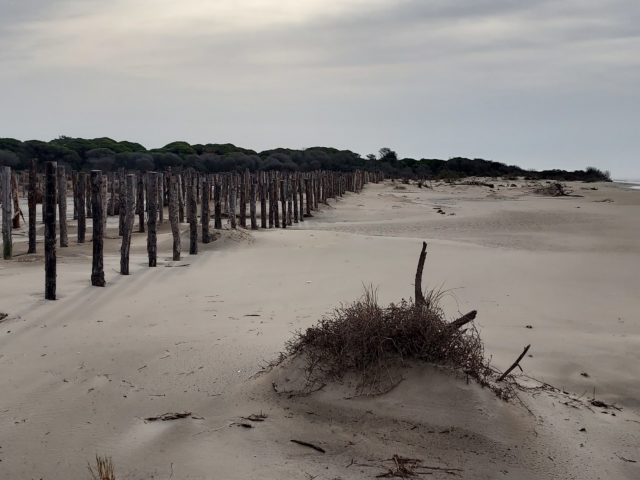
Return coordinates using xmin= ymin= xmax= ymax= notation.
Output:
xmin=137 ymin=172 xmax=145 ymax=233
xmin=44 ymin=162 xmax=57 ymax=298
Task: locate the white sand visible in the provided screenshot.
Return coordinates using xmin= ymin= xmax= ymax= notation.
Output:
xmin=0 ymin=179 xmax=638 ymax=479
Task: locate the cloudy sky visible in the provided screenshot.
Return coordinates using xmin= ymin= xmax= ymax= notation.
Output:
xmin=1 ymin=0 xmax=638 ymax=177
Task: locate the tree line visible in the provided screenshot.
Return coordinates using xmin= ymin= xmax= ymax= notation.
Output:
xmin=0 ymin=136 xmax=611 ymax=182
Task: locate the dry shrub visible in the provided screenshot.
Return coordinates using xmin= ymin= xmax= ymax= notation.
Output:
xmin=282 ymin=243 xmax=506 ymax=397
xmin=534 ymin=182 xmax=572 ymax=196
xmin=88 ymin=455 xmax=116 ymax=480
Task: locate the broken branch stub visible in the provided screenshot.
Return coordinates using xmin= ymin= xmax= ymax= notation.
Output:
xmin=414 ymin=241 xmax=428 ymax=307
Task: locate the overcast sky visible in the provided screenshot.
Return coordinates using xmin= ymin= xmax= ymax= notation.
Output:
xmin=1 ymin=0 xmax=638 ymax=177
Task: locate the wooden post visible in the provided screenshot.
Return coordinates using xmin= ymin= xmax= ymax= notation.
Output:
xmin=120 ymin=174 xmax=135 ymax=275
xmin=90 ymin=170 xmax=105 ymax=287
xmin=72 ymin=171 xmax=78 ymax=221
xmin=298 ymin=175 xmax=304 ymax=222
xmin=268 ymin=174 xmax=275 ymax=228
xmin=239 ymin=171 xmax=247 ymax=228
xmin=188 ymin=173 xmax=198 ymax=255
xmin=229 ymin=175 xmax=237 ymax=229
xmin=273 ymin=177 xmax=280 ymax=228
xmin=11 ymin=171 xmax=20 ymax=229
xmin=293 ymin=174 xmax=299 ymax=223
xmin=213 ymin=179 xmax=222 ymax=229
xmin=118 ymin=168 xmax=125 ymax=236
xmin=286 ymin=176 xmax=293 ymax=226
xmin=178 ymin=174 xmax=185 ymax=223
xmin=44 ymin=162 xmax=57 ymax=298
xmin=169 ymin=174 xmax=181 ymax=260
xmin=305 ymin=178 xmax=312 ymax=217
xmin=260 ymin=176 xmax=267 ymax=229
xmin=280 ymin=180 xmax=287 ymax=229
xmin=101 ymin=175 xmax=108 ymax=235
xmin=28 ymin=160 xmax=37 ymax=253
xmin=108 ymin=172 xmax=115 ymax=216
xmin=57 ymin=164 xmax=68 ymax=247
xmin=201 ymin=175 xmax=211 ymax=243
xmin=2 ymin=166 xmax=12 ymax=259
xmin=250 ymin=176 xmax=257 ymax=230
xmin=158 ymin=172 xmax=164 ymax=225
xmin=136 ymin=172 xmax=145 ymax=233
xmin=86 ymin=173 xmax=92 ymax=218
xmin=77 ymin=172 xmax=86 ymax=243
xmin=146 ymin=172 xmax=158 ymax=267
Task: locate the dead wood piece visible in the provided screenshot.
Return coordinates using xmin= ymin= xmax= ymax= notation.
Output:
xmin=414 ymin=241 xmax=427 ymax=307
xmin=497 ymin=344 xmax=531 ymax=382
xmin=241 ymin=413 xmax=268 ymax=422
xmin=448 ymin=310 xmax=477 ymax=330
xmin=145 ymin=411 xmax=192 ymax=422
xmin=290 ymin=439 xmax=326 ymax=453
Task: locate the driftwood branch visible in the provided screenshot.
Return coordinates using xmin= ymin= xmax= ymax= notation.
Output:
xmin=497 ymin=344 xmax=531 ymax=382
xmin=290 ymin=439 xmax=326 ymax=453
xmin=448 ymin=310 xmax=477 ymax=330
xmin=414 ymin=241 xmax=427 ymax=307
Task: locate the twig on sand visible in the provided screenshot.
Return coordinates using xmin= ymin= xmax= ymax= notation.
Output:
xmin=498 ymin=345 xmax=531 ymax=382
xmin=616 ymin=454 xmax=637 ymax=463
xmin=291 ymin=439 xmax=326 ymax=453
xmin=375 ymin=455 xmax=463 ymax=478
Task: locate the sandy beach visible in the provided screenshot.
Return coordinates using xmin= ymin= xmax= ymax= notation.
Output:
xmin=1 ymin=179 xmax=639 ymax=479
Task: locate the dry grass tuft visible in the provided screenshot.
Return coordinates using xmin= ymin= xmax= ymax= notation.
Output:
xmin=281 ymin=243 xmax=510 ymax=398
xmin=88 ymin=455 xmax=116 ymax=480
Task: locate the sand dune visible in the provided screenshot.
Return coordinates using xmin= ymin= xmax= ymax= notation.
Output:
xmin=0 ymin=180 xmax=638 ymax=479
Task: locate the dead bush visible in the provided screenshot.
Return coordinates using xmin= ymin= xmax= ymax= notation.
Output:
xmin=534 ymin=182 xmax=572 ymax=196
xmin=88 ymin=455 xmax=116 ymax=480
xmin=282 ymin=242 xmax=509 ymax=397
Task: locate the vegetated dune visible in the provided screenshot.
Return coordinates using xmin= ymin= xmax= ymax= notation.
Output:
xmin=0 ymin=179 xmax=638 ymax=479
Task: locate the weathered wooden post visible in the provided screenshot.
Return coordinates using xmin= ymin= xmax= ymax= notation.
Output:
xmin=77 ymin=172 xmax=86 ymax=243
xmin=118 ymin=168 xmax=125 ymax=236
xmin=268 ymin=174 xmax=275 ymax=228
xmin=280 ymin=179 xmax=287 ymax=229
xmin=260 ymin=176 xmax=267 ymax=229
xmin=146 ymin=172 xmax=158 ymax=267
xmin=178 ymin=173 xmax=185 ymax=223
xmin=286 ymin=176 xmax=293 ymax=226
xmin=293 ymin=174 xmax=299 ymax=223
xmin=72 ymin=171 xmax=78 ymax=221
xmin=201 ymin=175 xmax=211 ymax=243
xmin=250 ymin=176 xmax=257 ymax=230
xmin=108 ymin=172 xmax=115 ymax=216
xmin=158 ymin=172 xmax=164 ymax=224
xmin=44 ymin=162 xmax=57 ymax=298
xmin=305 ymin=177 xmax=312 ymax=217
xmin=10 ymin=171 xmax=20 ymax=229
xmin=2 ymin=166 xmax=12 ymax=259
xmin=229 ymin=175 xmax=237 ymax=229
xmin=91 ymin=170 xmax=105 ymax=287
xmin=120 ymin=174 xmax=135 ymax=275
xmin=213 ymin=178 xmax=222 ymax=230
xmin=239 ymin=171 xmax=247 ymax=228
xmin=188 ymin=173 xmax=198 ymax=255
xmin=298 ymin=175 xmax=304 ymax=222
xmin=28 ymin=160 xmax=37 ymax=253
xmin=86 ymin=174 xmax=92 ymax=218
xmin=169 ymin=174 xmax=181 ymax=260
xmin=101 ymin=175 xmax=108 ymax=235
xmin=273 ymin=176 xmax=280 ymax=228
xmin=136 ymin=172 xmax=145 ymax=233
xmin=57 ymin=164 xmax=68 ymax=247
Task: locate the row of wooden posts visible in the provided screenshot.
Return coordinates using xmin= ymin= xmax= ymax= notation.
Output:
xmin=0 ymin=163 xmax=383 ymax=300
